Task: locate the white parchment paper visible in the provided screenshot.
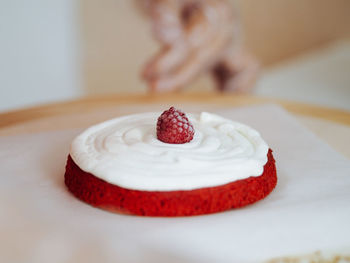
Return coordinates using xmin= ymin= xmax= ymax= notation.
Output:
xmin=1 ymin=104 xmax=349 ymax=263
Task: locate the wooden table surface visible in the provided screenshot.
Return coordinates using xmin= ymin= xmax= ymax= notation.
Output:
xmin=1 ymin=93 xmax=350 ymax=128
xmin=1 ymin=93 xmax=350 ymax=262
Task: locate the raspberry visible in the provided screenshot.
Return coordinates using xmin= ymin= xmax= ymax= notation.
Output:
xmin=157 ymin=107 xmax=194 ymax=144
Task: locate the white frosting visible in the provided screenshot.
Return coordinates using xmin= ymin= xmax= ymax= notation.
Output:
xmin=70 ymin=112 xmax=269 ymax=191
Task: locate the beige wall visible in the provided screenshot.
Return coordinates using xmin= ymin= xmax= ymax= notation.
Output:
xmin=81 ymin=0 xmax=350 ymax=94
xmin=239 ymin=0 xmax=350 ymax=65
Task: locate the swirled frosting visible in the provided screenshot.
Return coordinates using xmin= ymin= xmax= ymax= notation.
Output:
xmin=70 ymin=112 xmax=269 ymax=191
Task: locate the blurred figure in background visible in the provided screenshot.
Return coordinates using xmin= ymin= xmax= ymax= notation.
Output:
xmin=139 ymin=0 xmax=259 ymax=93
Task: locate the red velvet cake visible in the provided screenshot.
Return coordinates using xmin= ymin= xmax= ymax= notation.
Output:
xmin=65 ymin=107 xmax=277 ymax=217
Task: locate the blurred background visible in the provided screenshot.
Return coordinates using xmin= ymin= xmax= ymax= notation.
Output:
xmin=0 ymin=0 xmax=349 ymax=112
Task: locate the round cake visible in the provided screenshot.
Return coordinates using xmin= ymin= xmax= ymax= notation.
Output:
xmin=65 ymin=107 xmax=277 ymax=216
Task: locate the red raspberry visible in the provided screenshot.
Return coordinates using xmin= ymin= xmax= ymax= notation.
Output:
xmin=157 ymin=107 xmax=194 ymax=144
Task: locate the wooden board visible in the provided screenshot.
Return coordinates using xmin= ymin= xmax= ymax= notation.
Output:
xmin=1 ymin=93 xmax=350 ymax=134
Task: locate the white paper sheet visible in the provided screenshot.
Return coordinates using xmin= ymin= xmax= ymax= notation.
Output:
xmin=1 ymin=104 xmax=350 ymax=263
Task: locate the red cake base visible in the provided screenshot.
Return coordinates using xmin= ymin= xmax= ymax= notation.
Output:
xmin=64 ymin=149 xmax=277 ymax=217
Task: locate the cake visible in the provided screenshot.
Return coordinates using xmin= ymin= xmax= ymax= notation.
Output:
xmin=65 ymin=107 xmax=277 ymax=216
